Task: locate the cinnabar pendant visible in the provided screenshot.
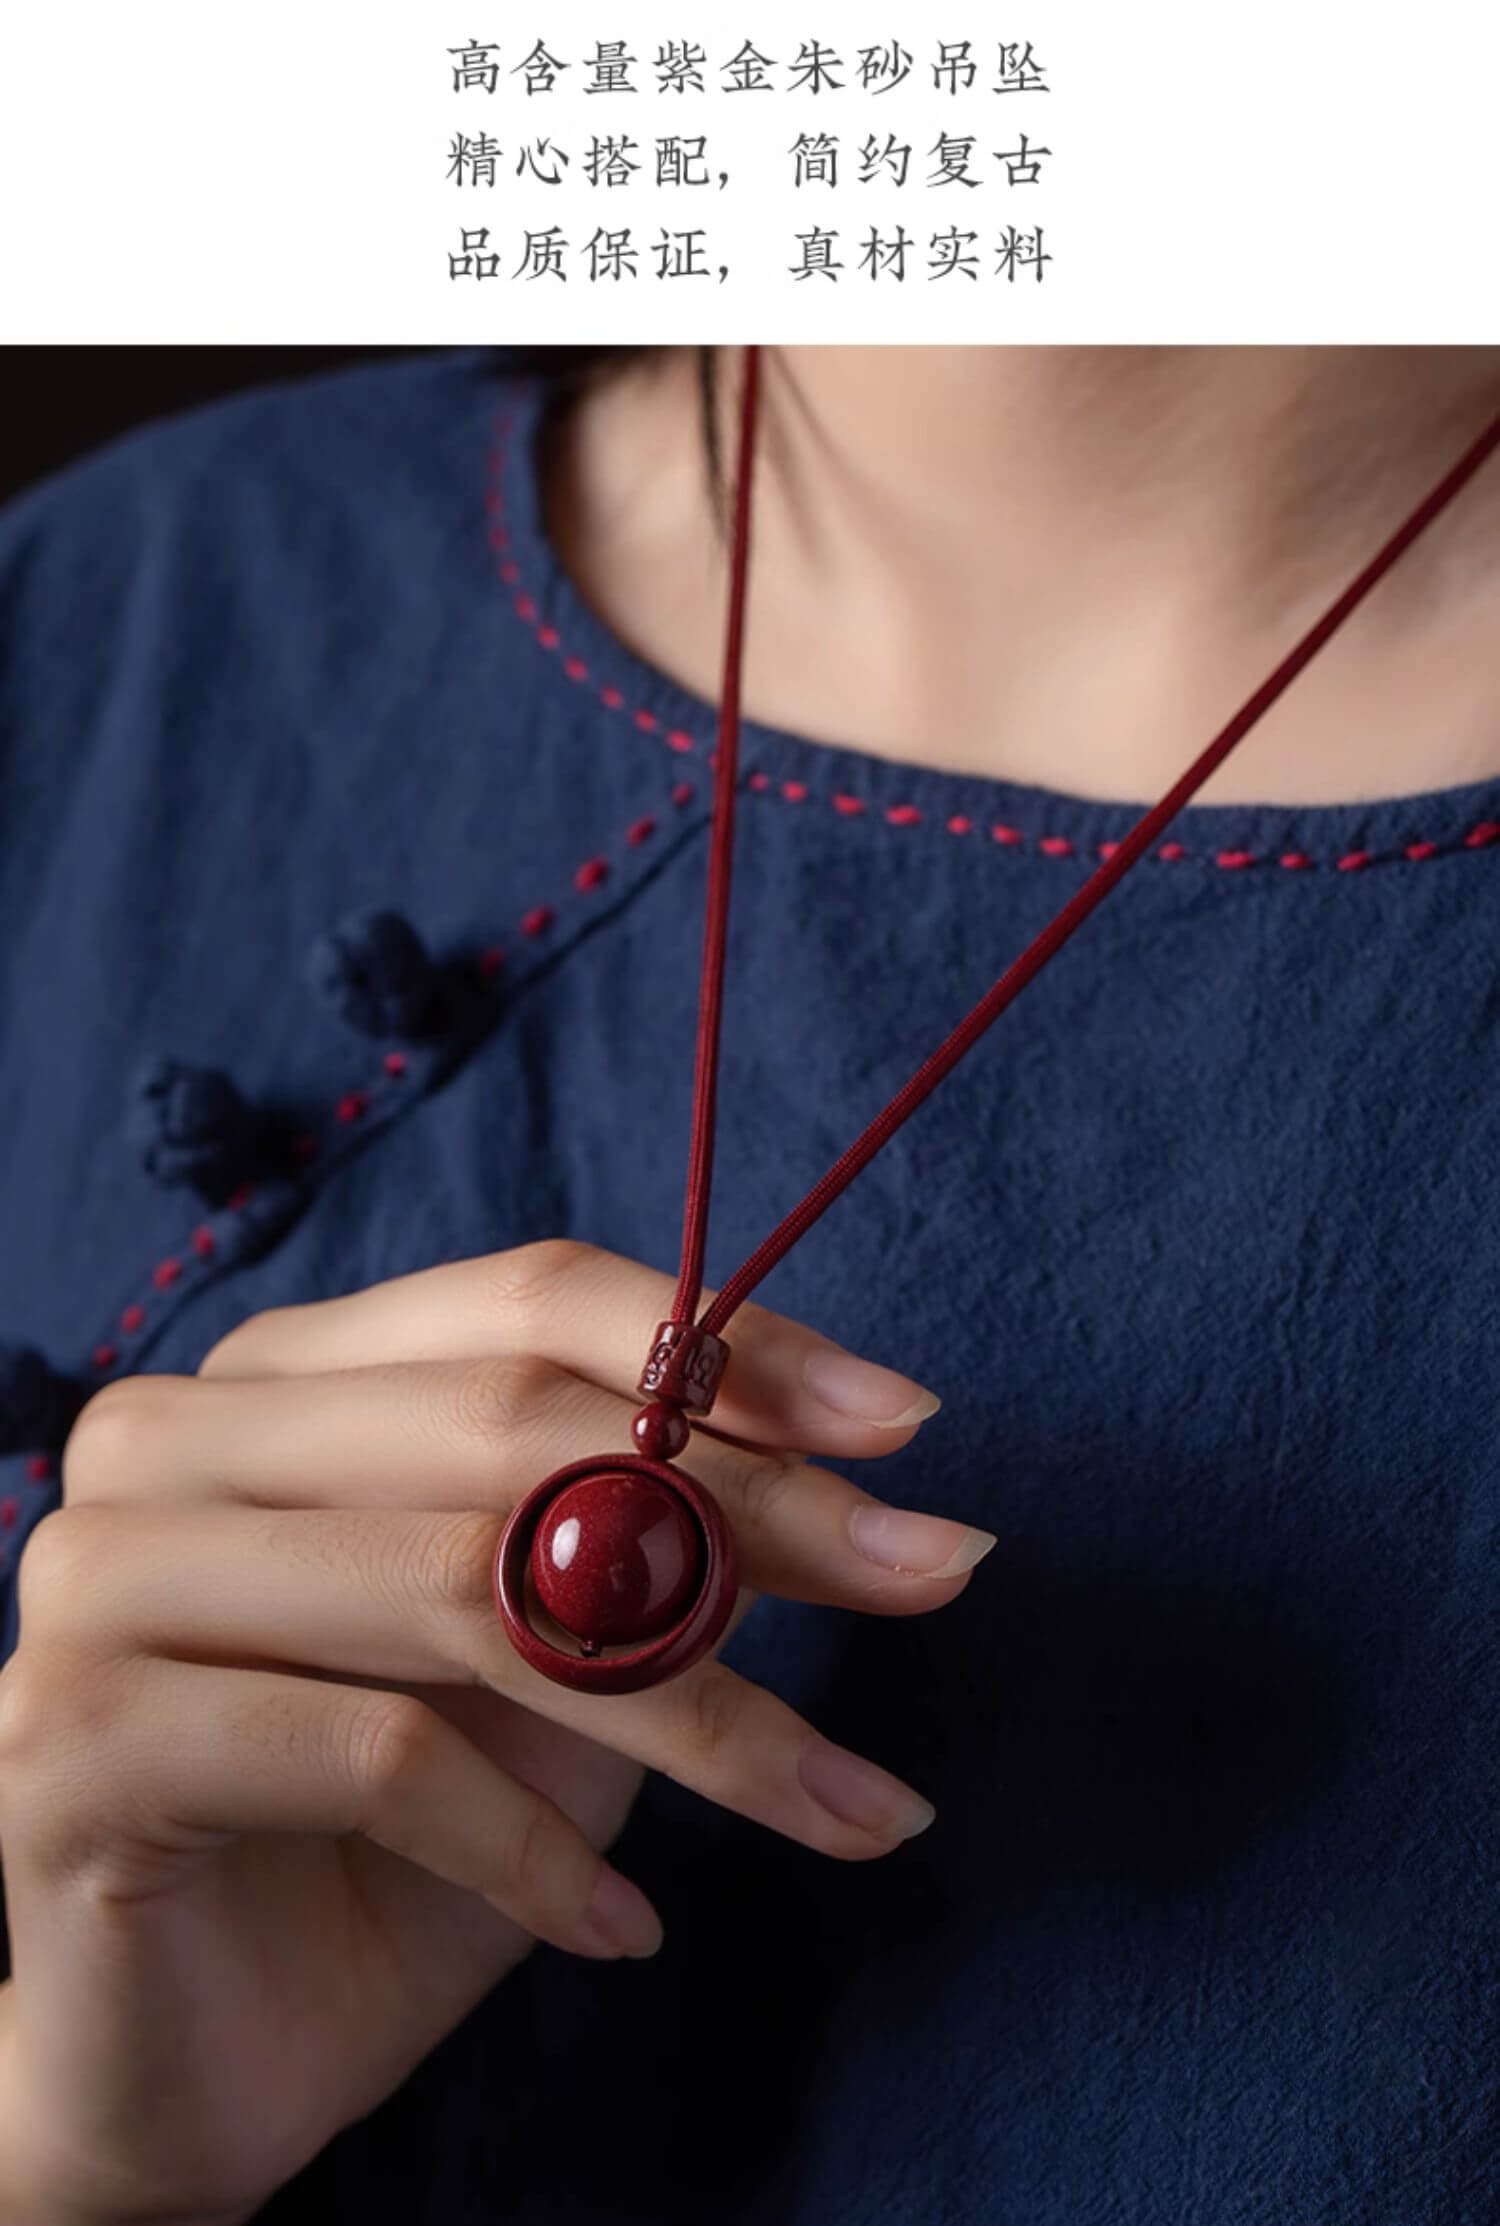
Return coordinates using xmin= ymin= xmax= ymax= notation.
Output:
xmin=493 ymin=1324 xmax=738 ymax=1694
xmin=493 ymin=1453 xmax=738 ymax=1694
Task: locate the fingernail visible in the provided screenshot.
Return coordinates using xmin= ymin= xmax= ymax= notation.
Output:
xmin=848 ymin=1505 xmax=998 ymax=1578
xmin=797 ymin=1739 xmax=937 ymax=1841
xmin=800 ymin=1346 xmax=941 ymax=1428
xmin=582 ymin=1866 xmax=664 ymax=1959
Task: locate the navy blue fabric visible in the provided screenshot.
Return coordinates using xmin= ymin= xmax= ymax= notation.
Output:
xmin=1 ymin=350 xmax=1497 ymax=2224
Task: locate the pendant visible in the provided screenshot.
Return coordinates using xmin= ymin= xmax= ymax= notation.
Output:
xmin=492 ymin=1323 xmax=738 ymax=1694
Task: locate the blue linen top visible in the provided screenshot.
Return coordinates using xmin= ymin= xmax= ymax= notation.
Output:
xmin=0 ymin=349 xmax=1496 ymax=2226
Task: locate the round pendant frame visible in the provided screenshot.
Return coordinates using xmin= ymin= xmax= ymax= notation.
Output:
xmin=493 ymin=1453 xmax=740 ymax=1695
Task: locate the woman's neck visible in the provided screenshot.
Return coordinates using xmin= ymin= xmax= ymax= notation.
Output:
xmin=548 ymin=345 xmax=1500 ymax=805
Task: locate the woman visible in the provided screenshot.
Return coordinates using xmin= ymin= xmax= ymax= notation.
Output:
xmin=0 ymin=345 xmax=1495 ymax=2223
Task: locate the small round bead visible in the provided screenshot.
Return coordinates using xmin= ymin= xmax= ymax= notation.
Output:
xmin=631 ymin=1401 xmax=690 ymax=1461
xmin=532 ymin=1471 xmax=703 ymax=1647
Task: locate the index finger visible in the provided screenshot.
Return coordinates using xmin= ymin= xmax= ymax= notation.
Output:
xmin=197 ymin=1239 xmax=943 ymax=1458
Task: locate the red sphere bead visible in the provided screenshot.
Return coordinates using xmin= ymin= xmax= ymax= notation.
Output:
xmin=631 ymin=1400 xmax=690 ymax=1461
xmin=532 ymin=1470 xmax=704 ymax=1647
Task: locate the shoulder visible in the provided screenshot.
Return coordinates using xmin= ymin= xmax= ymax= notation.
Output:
xmin=0 ymin=346 xmax=506 ymax=539
xmin=0 ymin=347 xmax=508 ymax=675
xmin=0 ymin=343 xmax=690 ymax=997
xmin=0 ymin=351 xmax=565 ymax=927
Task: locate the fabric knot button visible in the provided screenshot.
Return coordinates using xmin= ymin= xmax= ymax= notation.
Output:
xmin=127 ymin=1057 xmax=259 ymax=1201
xmin=305 ymin=909 xmax=438 ymax=1040
xmin=0 ymin=1341 xmax=78 ymax=1455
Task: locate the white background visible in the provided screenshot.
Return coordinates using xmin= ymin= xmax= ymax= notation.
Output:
xmin=0 ymin=0 xmax=1494 ymax=341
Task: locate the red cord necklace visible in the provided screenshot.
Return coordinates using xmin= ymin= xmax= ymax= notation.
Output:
xmin=494 ymin=346 xmax=1500 ymax=1695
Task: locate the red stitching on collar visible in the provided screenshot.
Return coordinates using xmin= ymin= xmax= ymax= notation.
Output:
xmin=485 ymin=400 xmax=1500 ymax=874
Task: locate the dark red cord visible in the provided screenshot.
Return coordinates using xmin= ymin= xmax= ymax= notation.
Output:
xmin=672 ymin=348 xmax=1500 ymax=1344
xmin=668 ymin=344 xmax=762 ymax=1327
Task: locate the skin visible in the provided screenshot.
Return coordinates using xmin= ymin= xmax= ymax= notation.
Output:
xmin=0 ymin=1240 xmax=985 ymax=2226
xmin=549 ymin=344 xmax=1500 ymax=805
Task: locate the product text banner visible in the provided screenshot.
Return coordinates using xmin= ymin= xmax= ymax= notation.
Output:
xmin=0 ymin=0 xmax=1489 ymax=341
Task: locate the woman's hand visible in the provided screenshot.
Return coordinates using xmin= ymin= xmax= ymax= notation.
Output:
xmin=0 ymin=1239 xmax=990 ymax=2226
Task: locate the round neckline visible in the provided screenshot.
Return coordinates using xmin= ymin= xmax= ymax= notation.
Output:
xmin=488 ymin=357 xmax=1500 ymax=866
